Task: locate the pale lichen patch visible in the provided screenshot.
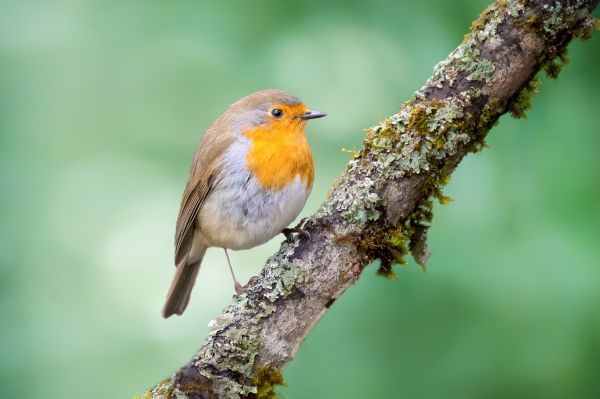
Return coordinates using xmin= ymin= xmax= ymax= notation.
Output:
xmin=140 ymin=379 xmax=178 ymax=399
xmin=543 ymin=2 xmax=564 ymax=37
xmin=186 ymin=241 xmax=308 ymax=398
xmin=317 ymin=171 xmax=382 ymax=224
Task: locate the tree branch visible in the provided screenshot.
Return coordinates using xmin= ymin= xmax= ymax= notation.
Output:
xmin=142 ymin=1 xmax=598 ymax=398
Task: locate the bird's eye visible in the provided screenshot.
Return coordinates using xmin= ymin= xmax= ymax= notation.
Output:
xmin=271 ymin=108 xmax=283 ymax=118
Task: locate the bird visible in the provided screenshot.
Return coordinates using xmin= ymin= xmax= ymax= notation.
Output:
xmin=162 ymin=89 xmax=326 ymax=318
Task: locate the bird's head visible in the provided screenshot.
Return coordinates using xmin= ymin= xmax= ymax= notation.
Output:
xmin=228 ymin=89 xmax=326 ymax=138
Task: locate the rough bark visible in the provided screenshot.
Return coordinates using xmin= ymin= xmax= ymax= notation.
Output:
xmin=141 ymin=1 xmax=599 ymax=398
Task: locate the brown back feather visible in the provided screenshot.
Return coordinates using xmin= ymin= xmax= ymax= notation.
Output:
xmin=174 ymin=116 xmax=236 ymax=265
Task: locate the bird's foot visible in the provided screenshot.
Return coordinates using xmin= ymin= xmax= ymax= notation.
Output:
xmin=282 ymin=217 xmax=310 ymax=242
xmin=234 ymin=281 xmax=247 ymax=295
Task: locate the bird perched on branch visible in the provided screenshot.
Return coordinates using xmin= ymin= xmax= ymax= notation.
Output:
xmin=162 ymin=89 xmax=326 ymax=318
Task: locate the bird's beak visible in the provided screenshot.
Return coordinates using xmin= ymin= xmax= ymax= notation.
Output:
xmin=298 ymin=110 xmax=327 ymax=120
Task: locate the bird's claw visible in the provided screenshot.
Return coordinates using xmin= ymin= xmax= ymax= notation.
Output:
xmin=282 ymin=218 xmax=311 ymax=242
xmin=234 ymin=281 xmax=247 ymax=295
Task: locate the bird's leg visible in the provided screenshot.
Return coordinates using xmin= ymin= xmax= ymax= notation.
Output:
xmin=282 ymin=217 xmax=310 ymax=242
xmin=223 ymin=248 xmax=245 ymax=295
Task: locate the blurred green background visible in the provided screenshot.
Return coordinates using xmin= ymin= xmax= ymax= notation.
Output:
xmin=1 ymin=0 xmax=599 ymax=398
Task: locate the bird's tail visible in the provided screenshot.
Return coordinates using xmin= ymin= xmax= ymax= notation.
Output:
xmin=162 ymin=247 xmax=206 ymax=318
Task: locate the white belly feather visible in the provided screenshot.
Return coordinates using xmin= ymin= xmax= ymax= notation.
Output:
xmin=196 ymin=138 xmax=311 ymax=250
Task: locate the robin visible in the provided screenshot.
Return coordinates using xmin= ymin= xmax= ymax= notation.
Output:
xmin=162 ymin=89 xmax=326 ymax=318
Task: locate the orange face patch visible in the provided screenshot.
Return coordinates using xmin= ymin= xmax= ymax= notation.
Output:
xmin=243 ymin=103 xmax=314 ymax=191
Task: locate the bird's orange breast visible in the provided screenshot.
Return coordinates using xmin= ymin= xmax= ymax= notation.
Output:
xmin=243 ymin=111 xmax=314 ymax=191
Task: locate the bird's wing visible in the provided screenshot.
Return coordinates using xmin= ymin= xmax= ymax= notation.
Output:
xmin=174 ymin=123 xmax=236 ymax=265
